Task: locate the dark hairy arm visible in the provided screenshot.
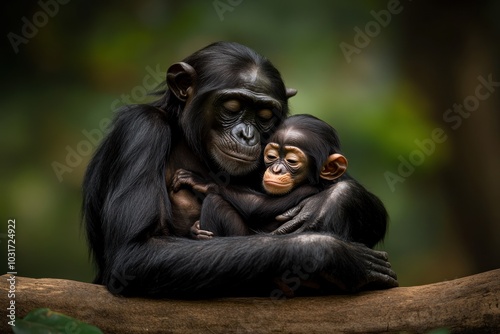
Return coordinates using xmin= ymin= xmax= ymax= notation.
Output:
xmin=111 ymin=234 xmax=397 ymax=297
xmin=273 ymin=177 xmax=388 ymax=248
xmin=172 ymin=168 xmax=319 ymax=220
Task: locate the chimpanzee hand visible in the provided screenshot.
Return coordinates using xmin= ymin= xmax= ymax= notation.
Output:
xmin=272 ymin=187 xmax=339 ymax=235
xmin=273 ymin=236 xmax=398 ymax=297
xmin=172 ymin=169 xmax=219 ymax=194
xmin=190 ymin=221 xmax=214 ymax=240
xmin=321 ymin=241 xmax=399 ymax=292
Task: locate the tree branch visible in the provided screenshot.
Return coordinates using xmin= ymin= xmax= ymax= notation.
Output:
xmin=1 ymin=269 xmax=499 ymax=333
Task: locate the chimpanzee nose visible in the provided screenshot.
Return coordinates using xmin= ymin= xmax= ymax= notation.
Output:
xmin=271 ymin=163 xmax=285 ymax=174
xmin=231 ymin=123 xmax=258 ymax=146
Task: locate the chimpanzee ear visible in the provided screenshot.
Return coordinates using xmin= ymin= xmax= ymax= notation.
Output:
xmin=286 ymin=88 xmax=298 ymax=98
xmin=166 ymin=62 xmax=197 ymax=102
xmin=320 ymin=154 xmax=348 ymax=181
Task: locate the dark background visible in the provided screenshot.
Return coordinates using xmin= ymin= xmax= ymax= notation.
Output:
xmin=1 ymin=0 xmax=499 ymax=286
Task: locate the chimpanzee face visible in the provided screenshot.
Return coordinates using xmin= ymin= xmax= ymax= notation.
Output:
xmin=167 ymin=58 xmax=290 ymax=176
xmin=261 ymin=116 xmax=349 ymax=194
xmin=206 ymin=85 xmax=284 ymax=175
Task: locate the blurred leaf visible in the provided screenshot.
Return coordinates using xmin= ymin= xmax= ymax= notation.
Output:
xmin=14 ymin=308 xmax=102 ymax=334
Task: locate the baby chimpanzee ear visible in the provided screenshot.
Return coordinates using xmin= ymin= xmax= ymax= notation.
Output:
xmin=320 ymin=154 xmax=348 ymax=181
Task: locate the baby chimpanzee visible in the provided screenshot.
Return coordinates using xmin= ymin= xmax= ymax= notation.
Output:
xmin=172 ymin=114 xmax=349 ymax=238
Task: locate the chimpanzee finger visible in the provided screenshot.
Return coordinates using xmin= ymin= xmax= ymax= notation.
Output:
xmin=365 ymin=259 xmax=398 ymax=281
xmin=190 ymin=221 xmax=214 ymax=240
xmin=356 ymin=248 xmax=397 ymax=280
xmin=362 ymin=250 xmax=392 ymax=268
xmin=171 ymin=169 xmax=188 ymax=192
xmin=271 ymin=218 xmax=305 ymax=235
xmin=172 ymin=178 xmax=181 ymax=192
xmin=196 ymin=234 xmax=214 ymax=240
xmin=198 ymin=230 xmax=214 ymax=237
xmin=366 ymin=271 xmax=399 ymax=289
xmin=275 ymin=204 xmax=303 ymax=222
xmin=293 ymin=218 xmax=321 ymax=234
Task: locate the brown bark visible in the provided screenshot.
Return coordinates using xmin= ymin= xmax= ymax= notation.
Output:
xmin=1 ymin=270 xmax=499 ymax=333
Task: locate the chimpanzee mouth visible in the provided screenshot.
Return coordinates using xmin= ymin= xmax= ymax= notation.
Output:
xmin=213 ymin=143 xmax=260 ymax=164
xmin=262 ymin=180 xmax=292 ymax=195
xmin=263 ymin=180 xmax=293 ymax=190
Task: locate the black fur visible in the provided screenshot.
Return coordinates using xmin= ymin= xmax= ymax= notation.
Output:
xmin=83 ymin=42 xmax=397 ymax=297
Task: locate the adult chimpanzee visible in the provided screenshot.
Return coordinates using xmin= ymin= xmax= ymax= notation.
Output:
xmin=83 ymin=41 xmax=397 ymax=297
xmin=173 ymin=114 xmax=360 ymax=239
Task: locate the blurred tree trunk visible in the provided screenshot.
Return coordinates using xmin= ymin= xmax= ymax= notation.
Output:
xmin=401 ymin=1 xmax=500 ymax=272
